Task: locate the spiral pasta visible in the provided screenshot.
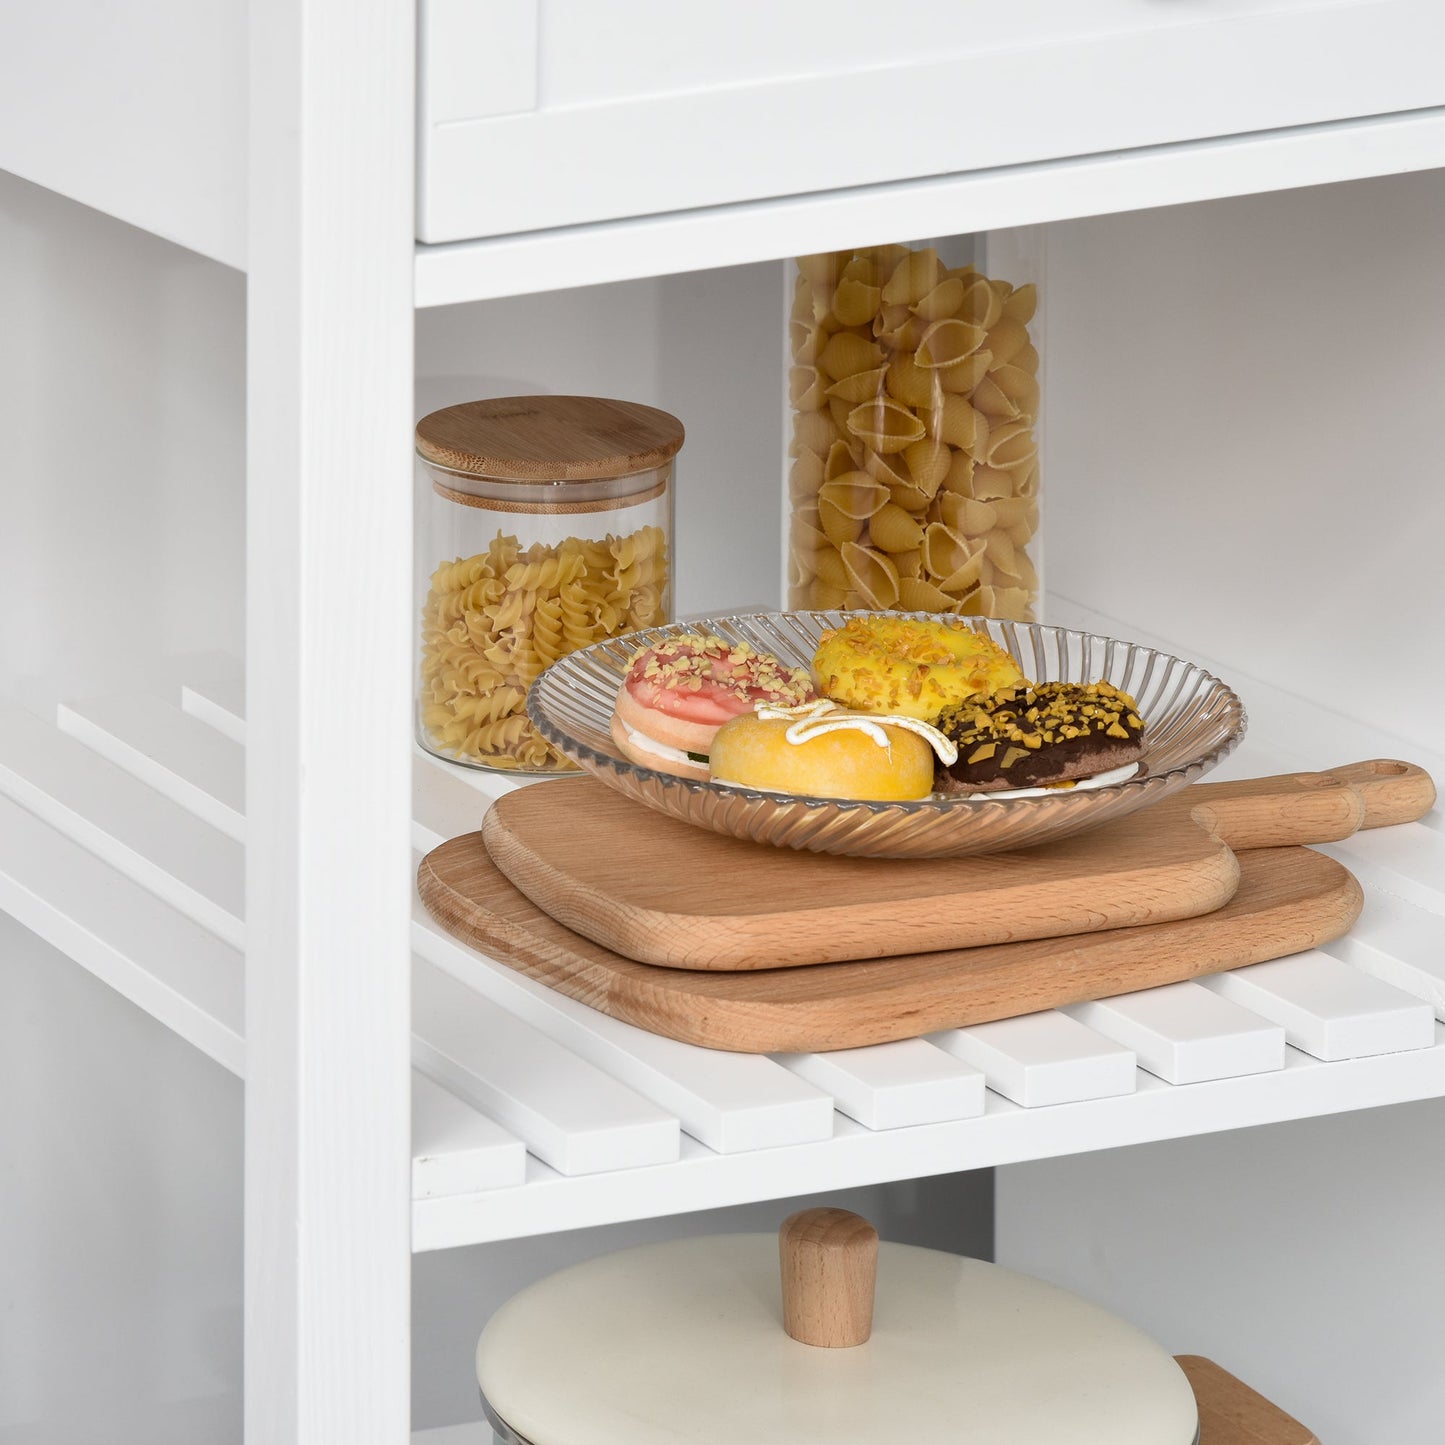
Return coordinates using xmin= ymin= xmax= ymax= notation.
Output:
xmin=788 ymin=244 xmax=1040 ymax=620
xmin=420 ymin=523 xmax=668 ymax=770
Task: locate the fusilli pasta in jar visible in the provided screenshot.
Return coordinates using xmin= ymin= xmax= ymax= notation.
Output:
xmin=416 ymin=396 xmax=681 ymax=773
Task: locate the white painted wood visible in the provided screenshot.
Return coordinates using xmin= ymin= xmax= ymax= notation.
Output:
xmin=775 ymin=1041 xmax=985 ymax=1131
xmin=929 ymin=1013 xmax=1137 ymax=1108
xmin=0 ymin=701 xmax=245 ymax=948
xmin=58 ymin=693 xmax=247 ymax=842
xmin=179 ymin=655 xmax=248 ymax=744
xmin=414 ymin=907 xmax=833 ymax=1154
xmin=412 ymin=1073 xmax=527 ymax=1198
xmin=419 ymin=0 xmax=1445 ymax=242
xmin=0 ymin=794 xmax=246 ymax=1076
xmin=1066 ymin=983 xmax=1285 ymax=1086
xmin=419 ymin=0 xmax=537 ymax=125
xmin=412 ymin=959 xmax=680 ymax=1176
xmin=0 ymin=0 xmax=246 ymax=266
xmin=1200 ymin=952 xmax=1437 ymax=1062
xmin=1321 ymin=825 xmax=1445 ymax=917
xmin=412 ymin=752 xmax=504 ymax=853
xmin=1324 ymin=888 xmax=1445 ymax=1021
xmin=244 ymin=3 xmax=415 ymax=1443
xmin=413 ymin=1033 xmax=1445 ymax=1249
xmin=417 ymin=109 xmax=1445 ymax=306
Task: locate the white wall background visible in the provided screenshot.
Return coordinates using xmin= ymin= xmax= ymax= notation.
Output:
xmin=998 ymin=169 xmax=1445 ymax=1445
xmin=4 ymin=156 xmax=1444 ymax=1441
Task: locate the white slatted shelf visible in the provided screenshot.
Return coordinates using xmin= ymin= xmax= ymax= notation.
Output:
xmin=413 ymin=1030 xmax=1445 ymax=1249
xmin=1323 ymin=885 xmax=1445 ymax=1021
xmin=0 ymin=700 xmax=245 ymax=949
xmin=1199 ymin=951 xmax=1437 ymax=1062
xmin=930 ymin=1012 xmax=1138 ymax=1107
xmin=413 ymin=959 xmax=680 ymax=1176
xmin=415 ymin=893 xmax=838 ymax=1155
xmin=412 ymin=1074 xmax=528 ymax=1199
xmin=5 ymin=667 xmax=1445 ymax=1251
xmin=774 ymin=1040 xmax=986 ymax=1131
xmin=1066 ymin=982 xmax=1286 ymax=1086
xmin=58 ymin=693 xmax=247 ymax=842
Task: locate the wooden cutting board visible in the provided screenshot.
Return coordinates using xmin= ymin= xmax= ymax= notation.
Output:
xmin=416 ymin=843 xmax=1363 ymax=1052
xmin=477 ymin=759 xmax=1432 ymax=970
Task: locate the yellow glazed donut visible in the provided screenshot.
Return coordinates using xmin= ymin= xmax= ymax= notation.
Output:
xmin=814 ymin=616 xmax=1024 ymax=721
xmin=709 ymin=712 xmax=935 ymax=801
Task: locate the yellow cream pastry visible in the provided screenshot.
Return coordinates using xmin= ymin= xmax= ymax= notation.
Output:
xmin=813 ymin=616 xmax=1023 ymax=721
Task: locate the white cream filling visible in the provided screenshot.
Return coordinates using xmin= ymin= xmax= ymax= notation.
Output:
xmin=755 ymin=700 xmax=959 ymax=766
xmin=619 ymin=719 xmax=704 ymax=768
xmin=946 ymin=760 xmax=1142 ymax=800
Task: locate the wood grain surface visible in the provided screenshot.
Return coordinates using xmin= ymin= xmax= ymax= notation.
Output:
xmin=416 ymin=844 xmax=1364 ymax=1052
xmin=778 ymin=1208 xmax=879 ymax=1348
xmin=477 ymin=761 xmax=1429 ymax=970
xmin=1175 ymin=1356 xmax=1320 ymax=1444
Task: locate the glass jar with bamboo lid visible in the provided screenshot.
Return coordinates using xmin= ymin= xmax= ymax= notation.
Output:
xmin=415 ymin=395 xmax=682 ymax=773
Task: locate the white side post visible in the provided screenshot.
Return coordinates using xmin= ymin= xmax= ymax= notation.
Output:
xmin=246 ymin=3 xmax=416 ymax=1441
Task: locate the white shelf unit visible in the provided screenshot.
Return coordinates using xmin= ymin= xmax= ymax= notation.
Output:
xmin=5 ymin=3 xmax=1445 ymax=1440
xmin=3 ymin=639 xmax=1443 ymax=1258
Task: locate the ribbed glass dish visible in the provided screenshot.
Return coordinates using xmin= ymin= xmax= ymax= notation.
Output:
xmin=528 ymin=612 xmax=1246 ymax=859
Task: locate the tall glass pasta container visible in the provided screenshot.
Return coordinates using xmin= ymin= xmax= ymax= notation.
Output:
xmin=415 ymin=395 xmax=681 ymax=773
xmin=786 ymin=231 xmax=1043 ymax=621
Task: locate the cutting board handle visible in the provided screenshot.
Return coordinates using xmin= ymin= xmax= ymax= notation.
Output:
xmin=779 ymin=1208 xmax=878 ymax=1348
xmin=1320 ymin=759 xmax=1437 ymax=829
xmin=1178 ymin=758 xmax=1436 ymax=851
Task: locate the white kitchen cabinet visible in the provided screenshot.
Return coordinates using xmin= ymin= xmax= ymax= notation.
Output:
xmin=2 ymin=4 xmax=1444 ymax=1442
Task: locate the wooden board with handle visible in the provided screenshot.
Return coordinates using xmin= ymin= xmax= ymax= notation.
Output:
xmin=477 ymin=760 xmax=1432 ymax=971
xmin=416 ymin=842 xmax=1364 ymax=1053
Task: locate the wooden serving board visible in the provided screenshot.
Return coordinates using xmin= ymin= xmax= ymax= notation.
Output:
xmin=477 ymin=760 xmax=1433 ymax=970
xmin=416 ymin=843 xmax=1364 ymax=1052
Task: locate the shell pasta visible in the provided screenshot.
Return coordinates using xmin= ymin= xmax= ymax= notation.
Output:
xmin=788 ymin=243 xmax=1040 ymax=621
xmin=420 ymin=524 xmax=667 ymax=769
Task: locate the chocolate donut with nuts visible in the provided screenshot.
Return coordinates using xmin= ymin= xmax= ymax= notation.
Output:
xmin=933 ymin=681 xmax=1145 ymax=793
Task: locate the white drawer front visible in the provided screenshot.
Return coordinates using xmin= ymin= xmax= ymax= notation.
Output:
xmin=418 ymin=0 xmax=1445 ymax=243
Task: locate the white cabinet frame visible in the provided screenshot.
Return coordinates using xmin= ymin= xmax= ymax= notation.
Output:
xmin=245 ymin=3 xmax=416 ymax=1440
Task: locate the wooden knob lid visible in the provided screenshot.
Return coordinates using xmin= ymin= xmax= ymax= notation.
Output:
xmin=779 ymin=1207 xmax=879 ymax=1348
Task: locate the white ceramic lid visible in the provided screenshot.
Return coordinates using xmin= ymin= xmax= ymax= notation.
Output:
xmin=476 ymin=1224 xmax=1199 ymax=1445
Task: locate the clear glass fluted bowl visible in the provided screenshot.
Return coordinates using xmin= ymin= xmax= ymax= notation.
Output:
xmin=527 ymin=611 xmax=1246 ymax=859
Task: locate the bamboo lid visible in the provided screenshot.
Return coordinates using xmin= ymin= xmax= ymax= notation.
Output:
xmin=415 ymin=396 xmax=685 ymax=482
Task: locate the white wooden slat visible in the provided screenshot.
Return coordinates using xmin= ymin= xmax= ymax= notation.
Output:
xmin=1323 ymin=887 xmax=1445 ymax=1021
xmin=61 ymin=675 xmax=812 ymax=1164
xmin=411 ymin=1073 xmax=527 ymax=1198
xmin=412 ymin=957 xmax=680 ymax=1176
xmin=58 ymin=693 xmax=247 ymax=842
xmin=1199 ymin=951 xmax=1436 ymax=1061
xmin=180 ymin=661 xmax=247 ymax=743
xmin=1320 ymin=825 xmax=1445 ymax=917
xmin=775 ymin=1041 xmax=985 ymax=1130
xmin=415 ymin=901 xmax=835 ymax=1154
xmin=0 ymin=793 xmax=246 ymax=1075
xmin=0 ymin=701 xmax=244 ymax=948
xmin=1065 ymin=982 xmax=1285 ymax=1086
xmin=928 ymin=1011 xmax=1137 ymax=1107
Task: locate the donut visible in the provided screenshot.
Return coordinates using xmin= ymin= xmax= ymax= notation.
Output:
xmin=611 ymin=633 xmax=815 ymax=780
xmin=709 ymin=710 xmax=937 ymax=801
xmin=933 ymin=681 xmax=1146 ymax=793
xmin=813 ymin=616 xmax=1024 ymax=721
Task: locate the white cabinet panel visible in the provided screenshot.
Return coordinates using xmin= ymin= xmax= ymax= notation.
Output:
xmin=418 ymin=0 xmax=1445 ymax=242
